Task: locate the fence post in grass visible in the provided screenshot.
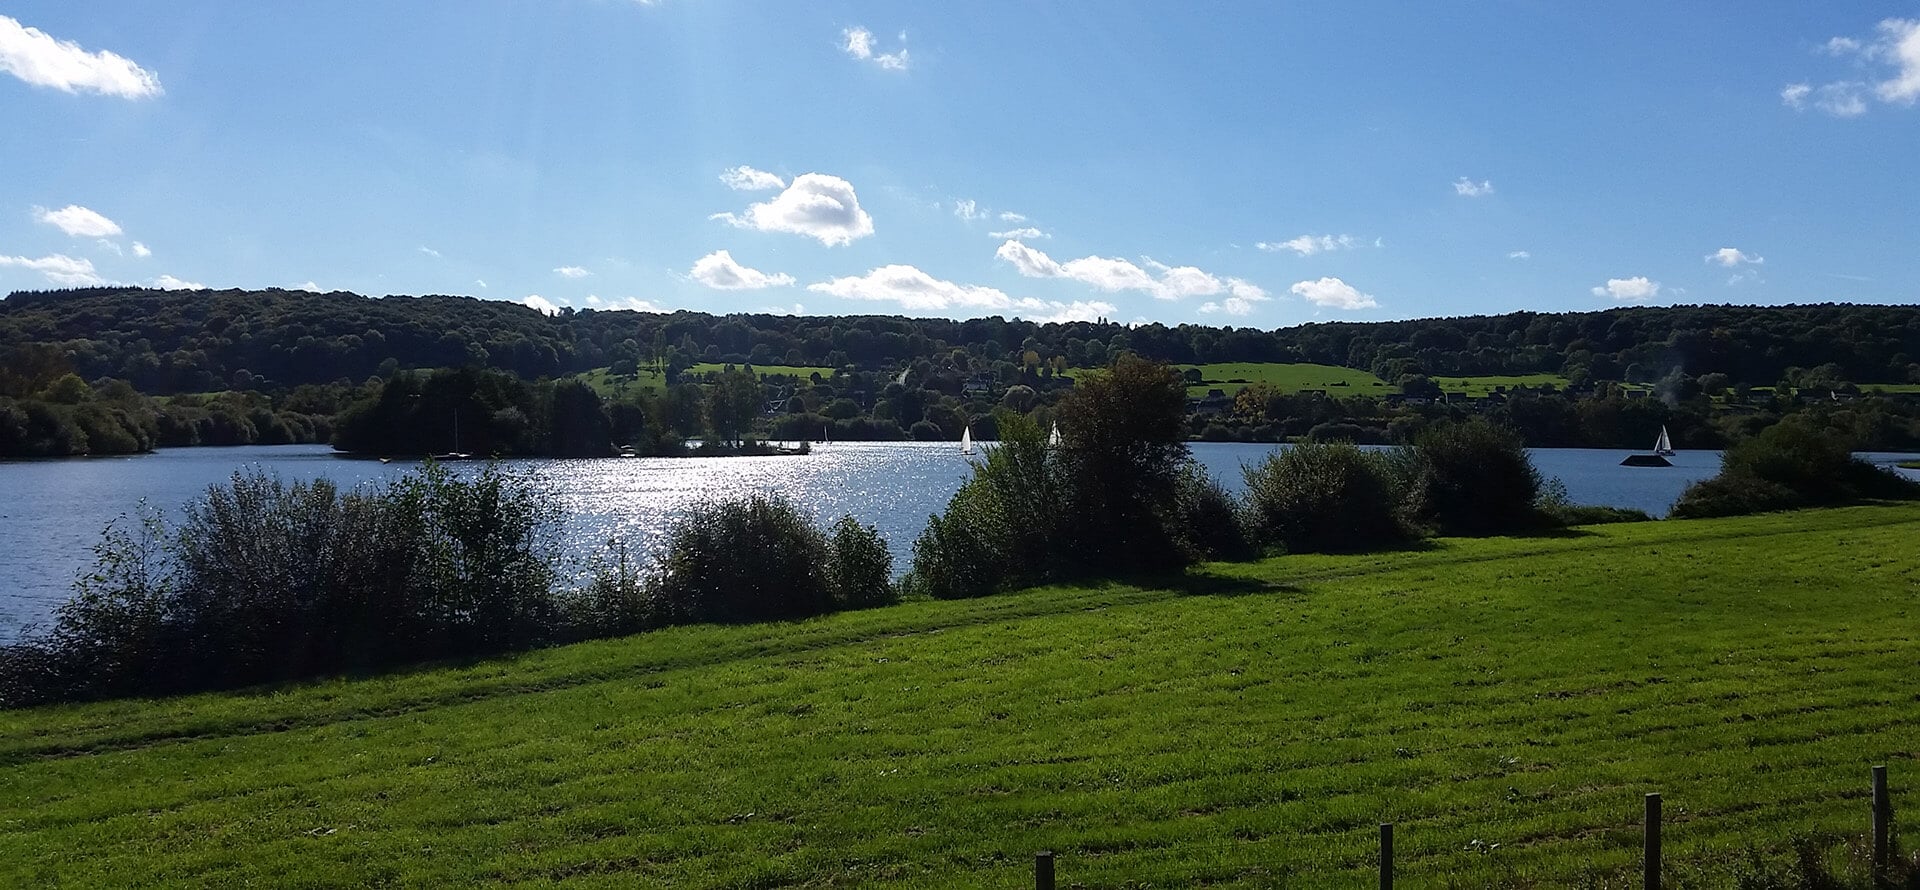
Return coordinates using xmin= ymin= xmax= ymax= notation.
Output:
xmin=1035 ymin=850 xmax=1055 ymax=890
xmin=1379 ymin=822 xmax=1393 ymax=890
xmin=1872 ymin=765 xmax=1891 ymax=888
xmin=1644 ymin=792 xmax=1662 ymax=890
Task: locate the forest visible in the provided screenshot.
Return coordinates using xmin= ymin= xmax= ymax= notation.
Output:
xmin=3 ymin=286 xmax=1919 ymax=457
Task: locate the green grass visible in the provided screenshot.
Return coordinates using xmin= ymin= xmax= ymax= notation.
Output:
xmin=1430 ymin=374 xmax=1571 ymax=396
xmin=5 ymin=505 xmax=1920 ymax=887
xmin=688 ymin=362 xmax=835 ymax=379
xmin=1862 ymin=383 xmax=1920 ymax=394
xmin=1177 ymin=362 xmax=1392 ymax=397
xmin=1898 ymin=460 xmax=1920 ymax=470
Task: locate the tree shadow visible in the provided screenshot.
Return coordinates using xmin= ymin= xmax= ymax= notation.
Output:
xmin=1156 ymin=570 xmax=1302 ymax=599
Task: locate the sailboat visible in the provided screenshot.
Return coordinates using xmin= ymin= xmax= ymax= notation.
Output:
xmin=960 ymin=425 xmax=974 ymax=455
xmin=1620 ymin=425 xmax=1675 ymax=467
xmin=823 ymin=423 xmax=830 ymax=444
xmin=1653 ymin=425 xmax=1675 ymax=456
xmin=1048 ymin=422 xmax=1062 ymax=447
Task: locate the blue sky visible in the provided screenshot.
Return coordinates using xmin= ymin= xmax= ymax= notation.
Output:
xmin=2 ymin=3 xmax=1917 ymax=326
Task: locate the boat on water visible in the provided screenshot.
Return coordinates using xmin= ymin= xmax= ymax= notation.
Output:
xmin=1620 ymin=425 xmax=1675 ymax=467
xmin=960 ymin=426 xmax=974 ymax=455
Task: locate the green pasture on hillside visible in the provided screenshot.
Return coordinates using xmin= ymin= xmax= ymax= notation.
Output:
xmin=1178 ymin=362 xmax=1393 ymax=397
xmin=4 ymin=505 xmax=1919 ymax=887
xmin=575 ymin=363 xmax=837 ymax=398
xmin=1430 ymin=374 xmax=1572 ymax=396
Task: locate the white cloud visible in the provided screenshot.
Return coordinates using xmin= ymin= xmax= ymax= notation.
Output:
xmin=988 ymin=226 xmax=1048 ymax=240
xmin=720 ymin=165 xmax=785 ymax=191
xmin=523 ymin=294 xmax=561 ymax=316
xmin=95 ymin=239 xmax=122 ymax=256
xmin=712 ymin=172 xmax=875 ymax=246
xmin=474 ymin=278 xmax=488 ymax=289
xmin=1706 ymin=247 xmax=1764 ymax=267
xmin=1453 ymin=178 xmax=1495 ymax=197
xmin=1508 ymin=250 xmax=1531 ymax=260
xmin=418 ymin=246 xmax=442 ymax=259
xmin=688 ymin=249 xmax=795 ymax=290
xmin=998 ymin=211 xmax=1027 ymax=223
xmin=292 ymin=281 xmax=321 ymax=292
xmin=584 ymin=295 xmax=670 ymax=312
xmin=1289 ymin=277 xmax=1378 ymax=310
xmin=131 ymin=241 xmax=150 ymax=258
xmin=1873 ymin=19 xmax=1920 ymax=104
xmin=32 ymin=204 xmax=122 ymax=238
xmin=1590 ymin=276 xmax=1661 ymax=302
xmin=0 ymin=252 xmax=103 ymax=286
xmin=994 ymin=239 xmax=1254 ymax=302
xmin=1198 ymin=280 xmax=1273 ymax=316
xmin=554 ymin=265 xmax=590 ymax=278
xmin=952 ymin=199 xmax=986 ymax=221
xmin=808 ymin=263 xmax=1113 ymax=322
xmin=841 ymin=26 xmax=909 ymax=71
xmin=151 ymin=274 xmax=203 ymax=290
xmin=1785 ymin=19 xmax=1920 ymax=115
xmin=1257 ymin=233 xmax=1360 ymax=256
xmin=760 ymin=303 xmax=806 ymax=316
xmin=0 ymin=15 xmax=162 ymax=98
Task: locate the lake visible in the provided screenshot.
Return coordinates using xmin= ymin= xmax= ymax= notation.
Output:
xmin=2 ymin=443 xmax=1915 ymax=639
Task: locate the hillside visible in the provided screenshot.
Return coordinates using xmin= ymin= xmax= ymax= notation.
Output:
xmin=4 ymin=505 xmax=1916 ymax=887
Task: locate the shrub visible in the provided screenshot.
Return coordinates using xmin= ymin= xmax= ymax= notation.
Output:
xmin=905 ymin=415 xmax=1059 ymax=599
xmin=1170 ymin=463 xmax=1254 ymax=561
xmin=1242 ymin=442 xmax=1414 ymax=553
xmin=0 ymin=463 xmax=566 ymax=706
xmin=827 ymin=516 xmax=896 ymax=608
xmin=647 ymin=495 xmax=832 ymax=623
xmin=1534 ymin=480 xmax=1654 ymax=525
xmin=1671 ymin=417 xmax=1920 ymax=518
xmin=1401 ymin=419 xmax=1545 ymax=535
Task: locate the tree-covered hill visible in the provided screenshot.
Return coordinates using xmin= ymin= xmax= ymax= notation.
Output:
xmin=4 ymin=287 xmax=1918 ymax=395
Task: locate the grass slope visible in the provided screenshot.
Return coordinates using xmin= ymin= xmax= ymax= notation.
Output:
xmin=4 ymin=506 xmax=1918 ymax=887
xmin=1178 ymin=362 xmax=1393 ymax=397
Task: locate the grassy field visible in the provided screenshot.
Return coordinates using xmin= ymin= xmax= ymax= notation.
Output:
xmin=4 ymin=505 xmax=1918 ymax=887
xmin=1430 ymin=374 xmax=1571 ymax=396
xmin=574 ymin=364 xmax=836 ymax=398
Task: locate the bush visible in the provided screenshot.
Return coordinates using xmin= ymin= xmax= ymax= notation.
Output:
xmin=1242 ymin=442 xmax=1414 ymax=553
xmin=1671 ymin=416 xmax=1920 ymax=518
xmin=905 ymin=415 xmax=1060 ymax=599
xmin=647 ymin=495 xmax=832 ymax=624
xmin=1170 ymin=463 xmax=1254 ymax=561
xmin=0 ymin=462 xmax=565 ymax=705
xmin=827 ymin=516 xmax=896 ymax=609
xmin=1401 ymin=419 xmax=1544 ymax=535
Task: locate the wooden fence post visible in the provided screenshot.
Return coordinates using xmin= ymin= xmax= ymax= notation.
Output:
xmin=1644 ymin=792 xmax=1662 ymax=890
xmin=1035 ymin=850 xmax=1055 ymax=890
xmin=1873 ymin=765 xmax=1891 ymax=889
xmin=1379 ymin=822 xmax=1393 ymax=890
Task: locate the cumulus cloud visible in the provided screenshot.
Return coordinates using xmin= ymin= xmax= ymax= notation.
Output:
xmin=842 ymin=26 xmax=909 ymax=71
xmin=1785 ymin=19 xmax=1920 ymax=116
xmin=583 ymin=294 xmax=670 ymax=312
xmin=808 ymin=263 xmax=1113 ymax=322
xmin=1706 ymin=247 xmax=1764 ymax=267
xmin=712 ymin=172 xmax=875 ymax=246
xmin=150 ymin=274 xmax=203 ymax=290
xmin=998 ymin=211 xmax=1027 ymax=223
xmin=993 ymin=239 xmax=1257 ymax=303
xmin=988 ymin=226 xmax=1047 ymax=240
xmin=952 ymin=199 xmax=986 ymax=221
xmin=131 ymin=241 xmax=150 ymax=258
xmin=474 ymin=279 xmax=488 ymax=289
xmin=554 ymin=265 xmax=590 ymax=278
xmin=1453 ymin=177 xmax=1495 ymax=197
xmin=1257 ymin=233 xmax=1360 ymax=256
xmin=720 ymin=165 xmax=785 ymax=191
xmin=523 ymin=294 xmax=561 ymax=316
xmin=760 ymin=303 xmax=806 ymax=316
xmin=1289 ymin=277 xmax=1377 ymax=310
xmin=0 ymin=15 xmax=162 ymax=98
xmin=292 ymin=281 xmax=321 ymax=292
xmin=1508 ymin=250 xmax=1531 ymax=260
xmin=688 ymin=249 xmax=795 ymax=290
xmin=32 ymin=204 xmax=122 ymax=238
xmin=1591 ymin=276 xmax=1661 ymax=301
xmin=0 ymin=252 xmax=103 ymax=286
xmin=1198 ymin=280 xmax=1273 ymax=316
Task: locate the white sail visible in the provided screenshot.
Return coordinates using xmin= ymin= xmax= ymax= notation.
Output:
xmin=961 ymin=426 xmax=974 ymax=454
xmin=1048 ymin=422 xmax=1062 ymax=447
xmin=1655 ymin=425 xmax=1673 ymax=455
